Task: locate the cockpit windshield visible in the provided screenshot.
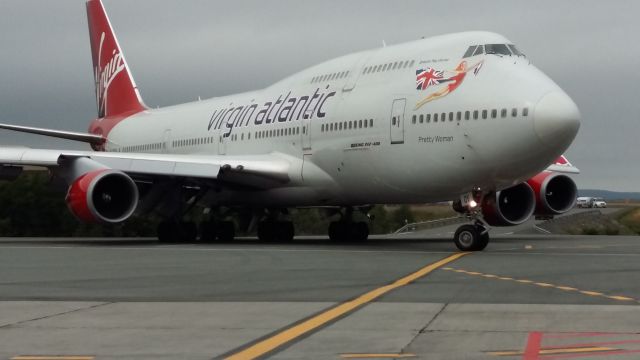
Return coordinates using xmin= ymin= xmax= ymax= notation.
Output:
xmin=462 ymin=44 xmax=526 ymax=58
xmin=485 ymin=44 xmax=511 ymax=56
xmin=508 ymin=44 xmax=524 ymax=56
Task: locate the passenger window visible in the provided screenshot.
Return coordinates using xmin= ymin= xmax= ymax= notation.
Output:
xmin=482 ymin=110 xmax=488 ymax=119
xmin=349 ymin=121 xmax=353 ymax=129
xmin=501 ymin=109 xmax=507 ymax=118
xmin=409 ymin=60 xmax=415 ymax=67
xmin=456 ymin=112 xmax=462 ymax=121
xmin=359 ymin=120 xmax=363 ymax=128
xmin=491 ymin=109 xmax=497 ymax=118
xmin=392 ymin=117 xmax=396 ymax=125
xmin=441 ymin=113 xmax=446 ymax=122
xmin=393 ymin=62 xmax=398 ymax=70
xmin=369 ymin=119 xmax=373 ymax=127
xmin=463 ymin=45 xmax=477 ymax=58
xmin=465 ymin=111 xmax=470 ymax=120
xmin=364 ymin=120 xmax=368 ymax=128
xmin=523 ymin=108 xmax=529 ymax=116
xmin=512 ymin=108 xmax=518 ymax=117
xmin=426 ymin=114 xmax=431 ymax=123
xmin=473 ymin=110 xmax=479 ymax=119
xmin=419 ymin=114 xmax=424 ymax=123
xmin=473 ymin=45 xmax=484 ymax=56
xmin=434 ymin=113 xmax=438 ymax=122
xmin=412 ymin=115 xmax=416 ymax=124
xmin=339 ymin=123 xmax=343 ymax=130
xmin=382 ymin=64 xmax=388 ymax=71
xmin=449 ymin=112 xmax=454 ymax=121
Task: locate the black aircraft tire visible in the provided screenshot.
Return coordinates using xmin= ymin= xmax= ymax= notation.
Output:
xmin=217 ymin=221 xmax=235 ymax=242
xmin=454 ymin=224 xmax=483 ymax=251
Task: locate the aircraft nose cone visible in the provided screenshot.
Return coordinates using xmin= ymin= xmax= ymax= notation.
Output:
xmin=534 ymin=91 xmax=581 ymax=147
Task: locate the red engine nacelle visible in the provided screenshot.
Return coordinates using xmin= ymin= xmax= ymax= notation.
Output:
xmin=527 ymin=172 xmax=577 ymax=215
xmin=481 ymin=182 xmax=536 ymax=226
xmin=65 ymin=168 xmax=139 ymax=223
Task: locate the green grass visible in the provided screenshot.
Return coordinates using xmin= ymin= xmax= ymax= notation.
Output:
xmin=617 ymin=207 xmax=640 ymax=235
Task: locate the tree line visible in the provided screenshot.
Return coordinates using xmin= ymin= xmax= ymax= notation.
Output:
xmin=0 ymin=172 xmax=422 ymax=237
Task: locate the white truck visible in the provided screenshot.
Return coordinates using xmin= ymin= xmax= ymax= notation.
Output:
xmin=576 ymin=197 xmax=606 ymax=208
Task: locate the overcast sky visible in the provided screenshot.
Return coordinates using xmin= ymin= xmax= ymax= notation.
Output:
xmin=0 ymin=0 xmax=638 ymax=191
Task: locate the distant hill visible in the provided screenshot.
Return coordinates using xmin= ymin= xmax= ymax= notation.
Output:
xmin=578 ymin=189 xmax=640 ymax=200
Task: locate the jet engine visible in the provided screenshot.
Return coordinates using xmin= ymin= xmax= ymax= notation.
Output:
xmin=65 ymin=164 xmax=139 ymax=223
xmin=527 ymin=172 xmax=577 ymax=216
xmin=481 ymin=183 xmax=536 ymax=226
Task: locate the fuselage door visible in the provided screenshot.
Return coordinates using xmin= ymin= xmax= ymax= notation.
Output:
xmin=343 ymin=53 xmax=373 ymax=92
xmin=390 ymin=98 xmax=406 ymax=144
xmin=302 ymin=119 xmax=312 ymax=153
xmin=162 ymin=129 xmax=171 ymax=153
xmin=218 ymin=133 xmax=227 ymax=155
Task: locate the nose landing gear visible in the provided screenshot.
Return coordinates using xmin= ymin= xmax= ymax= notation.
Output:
xmin=453 ymin=221 xmax=489 ymax=251
xmin=452 ymin=190 xmax=491 ymax=251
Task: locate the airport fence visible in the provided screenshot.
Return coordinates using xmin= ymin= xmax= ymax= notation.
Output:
xmin=394 ymin=216 xmax=467 ymax=234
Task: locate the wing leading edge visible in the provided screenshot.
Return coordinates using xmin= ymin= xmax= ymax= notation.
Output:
xmin=0 ymin=147 xmax=295 ymax=189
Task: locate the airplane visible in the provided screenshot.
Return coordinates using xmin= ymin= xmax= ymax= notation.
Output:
xmin=0 ymin=0 xmax=580 ymax=251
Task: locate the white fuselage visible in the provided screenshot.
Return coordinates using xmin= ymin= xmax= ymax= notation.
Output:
xmin=102 ymin=32 xmax=580 ymax=207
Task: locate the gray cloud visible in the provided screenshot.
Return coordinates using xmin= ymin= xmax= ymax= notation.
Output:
xmin=0 ymin=0 xmax=637 ymax=190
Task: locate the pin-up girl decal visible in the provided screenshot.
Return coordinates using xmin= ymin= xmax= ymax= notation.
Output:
xmin=415 ymin=60 xmax=483 ymax=110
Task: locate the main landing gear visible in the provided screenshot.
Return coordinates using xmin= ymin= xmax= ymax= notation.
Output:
xmin=327 ymin=207 xmax=370 ymax=242
xmin=256 ymin=209 xmax=295 ymax=242
xmin=156 ymin=219 xmax=236 ymax=243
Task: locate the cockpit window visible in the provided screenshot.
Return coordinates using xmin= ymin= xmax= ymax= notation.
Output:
xmin=508 ymin=44 xmax=525 ymax=57
xmin=485 ymin=44 xmax=512 ymax=56
xmin=472 ymin=45 xmax=484 ymax=56
xmin=463 ymin=46 xmax=477 ymax=58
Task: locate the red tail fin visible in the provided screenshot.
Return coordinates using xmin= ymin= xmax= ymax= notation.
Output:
xmin=86 ymin=0 xmax=146 ymax=119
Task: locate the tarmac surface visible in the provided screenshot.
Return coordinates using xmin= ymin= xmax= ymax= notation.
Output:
xmin=1 ymin=230 xmax=639 ymax=359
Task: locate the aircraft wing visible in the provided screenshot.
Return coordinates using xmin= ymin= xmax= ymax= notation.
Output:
xmin=0 ymin=123 xmax=106 ymax=146
xmin=0 ymin=147 xmax=295 ymax=189
xmin=545 ymin=155 xmax=579 ymax=174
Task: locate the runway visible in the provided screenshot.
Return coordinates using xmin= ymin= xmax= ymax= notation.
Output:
xmin=1 ymin=234 xmax=640 ymax=359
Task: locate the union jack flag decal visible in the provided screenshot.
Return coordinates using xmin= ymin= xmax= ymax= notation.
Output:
xmin=416 ymin=67 xmax=444 ymax=90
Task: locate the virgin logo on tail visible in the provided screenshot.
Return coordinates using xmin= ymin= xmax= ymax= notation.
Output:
xmin=94 ymin=32 xmax=126 ymax=118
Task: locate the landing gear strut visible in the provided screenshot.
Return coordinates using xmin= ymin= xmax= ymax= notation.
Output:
xmin=452 ymin=190 xmax=490 ymax=251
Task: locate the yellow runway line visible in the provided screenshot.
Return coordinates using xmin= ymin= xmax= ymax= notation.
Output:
xmin=224 ymin=253 xmax=468 ymax=360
